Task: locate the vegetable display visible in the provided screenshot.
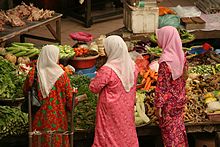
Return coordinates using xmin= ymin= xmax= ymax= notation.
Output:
xmin=146 ymin=46 xmax=162 ymax=56
xmin=135 ymin=91 xmax=150 ymax=126
xmin=58 ymin=45 xmax=75 ymax=59
xmin=5 ymin=42 xmax=40 ymax=60
xmin=189 ymin=64 xmax=220 ymax=75
xmin=139 ymin=68 xmax=158 ymax=91
xmin=69 ymin=75 xmax=97 ymax=130
xmin=0 ymin=106 xmax=28 ymax=139
xmin=74 ymin=48 xmax=98 ymax=57
xmin=0 ymin=56 xmax=25 ymax=100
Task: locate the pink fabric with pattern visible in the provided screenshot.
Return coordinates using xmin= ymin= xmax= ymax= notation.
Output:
xmin=89 ymin=66 xmax=139 ymax=147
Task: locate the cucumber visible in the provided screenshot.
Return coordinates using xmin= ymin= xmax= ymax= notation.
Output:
xmin=24 ymin=49 xmax=39 ymax=56
xmin=27 ymin=51 xmax=39 ymax=58
xmin=7 ymin=48 xmax=21 ymax=54
xmin=14 ymin=51 xmax=27 ymax=57
xmin=12 ymin=42 xmax=34 ymax=48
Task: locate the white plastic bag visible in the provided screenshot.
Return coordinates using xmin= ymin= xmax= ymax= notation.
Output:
xmin=172 ymin=5 xmax=201 ymax=18
xmin=207 ymin=101 xmax=220 ymax=111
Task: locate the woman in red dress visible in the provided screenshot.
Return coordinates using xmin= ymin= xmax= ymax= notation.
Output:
xmin=23 ymin=45 xmax=77 ymax=147
xmin=154 ymin=26 xmax=188 ymax=147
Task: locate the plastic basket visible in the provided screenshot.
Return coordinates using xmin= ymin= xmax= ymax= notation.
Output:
xmin=70 ymin=54 xmax=99 ymax=69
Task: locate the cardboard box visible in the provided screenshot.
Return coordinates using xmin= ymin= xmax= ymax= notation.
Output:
xmin=181 ymin=17 xmax=206 ymax=30
xmin=123 ymin=2 xmax=159 ymax=33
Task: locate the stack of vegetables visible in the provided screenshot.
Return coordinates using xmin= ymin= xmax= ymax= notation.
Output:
xmin=138 ymin=68 xmax=158 ymax=91
xmin=0 ymin=106 xmax=28 ymax=139
xmin=0 ymin=56 xmax=25 ymax=100
xmin=58 ymin=45 xmax=75 ymax=59
xmin=69 ymin=75 xmax=97 ymax=130
xmin=4 ymin=42 xmax=39 ymax=64
xmin=135 ymin=91 xmax=150 ymax=126
xmin=189 ymin=64 xmax=220 ymax=75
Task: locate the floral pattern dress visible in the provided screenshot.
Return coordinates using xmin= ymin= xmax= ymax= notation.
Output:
xmin=23 ymin=64 xmax=77 ymax=147
xmin=155 ymin=62 xmax=188 ymax=147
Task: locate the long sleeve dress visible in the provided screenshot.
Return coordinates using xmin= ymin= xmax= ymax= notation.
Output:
xmin=155 ymin=62 xmax=188 ymax=147
xmin=89 ymin=66 xmax=139 ymax=147
xmin=23 ymin=64 xmax=77 ymax=147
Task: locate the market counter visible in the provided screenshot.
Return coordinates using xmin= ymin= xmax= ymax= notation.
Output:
xmin=0 ymin=13 xmax=62 ymax=46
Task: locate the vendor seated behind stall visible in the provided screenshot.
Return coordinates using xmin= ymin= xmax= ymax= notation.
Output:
xmin=23 ymin=45 xmax=79 ymax=147
xmin=89 ymin=35 xmax=139 ymax=147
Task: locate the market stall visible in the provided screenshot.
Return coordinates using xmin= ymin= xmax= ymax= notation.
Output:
xmin=1 ymin=1 xmax=220 ymax=147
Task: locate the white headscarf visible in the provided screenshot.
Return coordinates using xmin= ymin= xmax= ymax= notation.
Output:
xmin=104 ymin=35 xmax=135 ymax=92
xmin=37 ymin=45 xmax=64 ymax=98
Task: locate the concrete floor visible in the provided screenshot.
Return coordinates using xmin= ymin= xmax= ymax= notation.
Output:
xmin=7 ymin=0 xmax=196 ymax=47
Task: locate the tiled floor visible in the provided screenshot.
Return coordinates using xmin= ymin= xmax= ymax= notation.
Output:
xmin=9 ymin=0 xmax=196 ymax=46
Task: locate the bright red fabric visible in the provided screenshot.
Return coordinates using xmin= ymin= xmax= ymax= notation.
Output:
xmin=24 ymin=65 xmax=77 ymax=147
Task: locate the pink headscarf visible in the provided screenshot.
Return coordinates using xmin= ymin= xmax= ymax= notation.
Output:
xmin=156 ymin=26 xmax=185 ymax=80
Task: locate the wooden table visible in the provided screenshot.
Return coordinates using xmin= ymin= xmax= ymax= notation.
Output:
xmin=0 ymin=13 xmax=62 ymax=46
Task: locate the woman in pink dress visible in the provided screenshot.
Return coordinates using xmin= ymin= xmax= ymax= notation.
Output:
xmin=154 ymin=26 xmax=188 ymax=147
xmin=89 ymin=35 xmax=139 ymax=147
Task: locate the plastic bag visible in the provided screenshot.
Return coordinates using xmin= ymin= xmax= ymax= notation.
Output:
xmin=207 ymin=101 xmax=220 ymax=111
xmin=172 ymin=5 xmax=201 ymax=18
xmin=159 ymin=14 xmax=180 ymax=28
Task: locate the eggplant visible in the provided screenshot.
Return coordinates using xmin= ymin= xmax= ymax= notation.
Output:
xmin=133 ymin=46 xmax=147 ymax=54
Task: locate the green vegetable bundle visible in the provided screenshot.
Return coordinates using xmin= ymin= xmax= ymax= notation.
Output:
xmin=0 ymin=56 xmax=25 ymax=100
xmin=0 ymin=106 xmax=28 ymax=139
xmin=5 ymin=42 xmax=40 ymax=58
xmin=69 ymin=74 xmax=97 ymax=130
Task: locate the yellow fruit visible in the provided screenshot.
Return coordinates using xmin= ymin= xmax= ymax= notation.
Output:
xmin=204 ymin=93 xmax=214 ymax=99
xmin=205 ymin=97 xmax=217 ymax=104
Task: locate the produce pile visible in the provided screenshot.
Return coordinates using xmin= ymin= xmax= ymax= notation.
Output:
xmin=0 ymin=2 xmax=55 ymax=31
xmin=144 ymin=90 xmax=158 ymax=124
xmin=74 ymin=48 xmax=98 ymax=57
xmin=58 ymin=45 xmax=75 ymax=59
xmin=189 ymin=64 xmax=220 ymax=75
xmin=0 ymin=106 xmax=28 ymax=139
xmin=184 ymin=73 xmax=220 ymax=122
xmin=135 ymin=91 xmax=150 ymax=126
xmin=69 ymin=75 xmax=97 ymax=130
xmin=138 ymin=68 xmax=158 ymax=91
xmin=188 ymin=51 xmax=220 ymax=66
xmin=4 ymin=42 xmax=39 ymax=64
xmin=0 ymin=56 xmax=25 ymax=100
